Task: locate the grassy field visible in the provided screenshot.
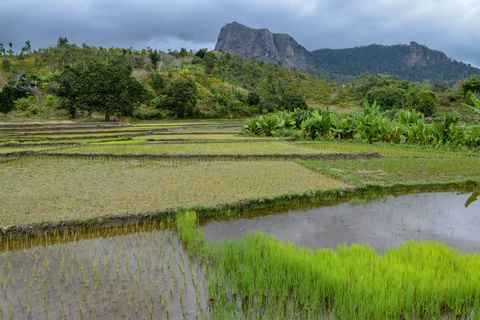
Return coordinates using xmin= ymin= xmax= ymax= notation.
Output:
xmin=0 ymin=156 xmax=350 ymax=226
xmin=43 ymin=141 xmax=335 ymax=156
xmin=298 ymin=157 xmax=480 ymax=185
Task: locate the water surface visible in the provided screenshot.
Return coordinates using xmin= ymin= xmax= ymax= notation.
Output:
xmin=200 ymin=191 xmax=480 ymax=252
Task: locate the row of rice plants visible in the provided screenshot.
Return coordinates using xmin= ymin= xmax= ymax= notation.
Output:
xmin=0 ymin=156 xmax=351 ymax=226
xmin=298 ymin=157 xmax=480 ymax=185
xmin=132 ymin=134 xmax=272 ymax=141
xmin=43 ymin=141 xmax=336 ymax=156
xmin=296 ymin=141 xmax=477 ymax=158
xmin=178 ymin=212 xmax=480 ymax=319
xmin=0 ymin=223 xmax=207 ymax=319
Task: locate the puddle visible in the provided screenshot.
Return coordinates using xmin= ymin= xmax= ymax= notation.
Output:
xmin=200 ymin=191 xmax=480 ymax=253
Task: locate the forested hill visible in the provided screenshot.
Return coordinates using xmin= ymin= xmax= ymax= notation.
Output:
xmin=215 ymin=22 xmax=480 ymax=85
xmin=311 ymin=42 xmax=480 ymax=85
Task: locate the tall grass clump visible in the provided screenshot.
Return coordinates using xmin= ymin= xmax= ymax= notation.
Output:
xmin=178 ymin=214 xmax=480 ymax=319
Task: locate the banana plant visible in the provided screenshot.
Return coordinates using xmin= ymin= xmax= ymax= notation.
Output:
xmin=461 ymin=94 xmax=480 ymax=121
xmin=301 ymin=108 xmax=335 ymax=140
xmin=332 ymin=116 xmax=358 ymax=139
xmin=256 ymin=113 xmax=285 ymax=136
xmin=357 ymin=115 xmax=382 ymax=144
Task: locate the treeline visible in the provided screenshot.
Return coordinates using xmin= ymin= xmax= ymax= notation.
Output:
xmin=0 ymin=38 xmax=479 ymax=121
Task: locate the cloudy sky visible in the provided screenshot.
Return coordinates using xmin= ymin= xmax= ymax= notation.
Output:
xmin=1 ymin=0 xmax=480 ymax=67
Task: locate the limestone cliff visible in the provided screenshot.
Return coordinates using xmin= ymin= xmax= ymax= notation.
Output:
xmin=214 ymin=22 xmax=310 ymax=71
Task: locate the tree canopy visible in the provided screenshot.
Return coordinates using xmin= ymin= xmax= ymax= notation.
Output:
xmin=73 ymin=63 xmax=146 ymax=121
xmin=160 ymin=78 xmax=197 ymax=118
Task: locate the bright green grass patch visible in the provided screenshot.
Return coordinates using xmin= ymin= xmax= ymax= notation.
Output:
xmin=178 ymin=212 xmax=480 ymax=319
xmin=89 ymin=139 xmax=148 ymax=145
xmin=133 ymin=134 xmax=269 ymax=140
xmin=296 ymin=141 xmax=476 ymax=158
xmin=299 ymin=157 xmax=480 ymax=185
xmin=44 ymin=141 xmax=333 ymax=155
xmin=0 ymin=156 xmax=349 ymax=226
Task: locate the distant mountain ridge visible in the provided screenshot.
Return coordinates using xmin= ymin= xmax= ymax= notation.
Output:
xmin=215 ymin=22 xmax=480 ymax=85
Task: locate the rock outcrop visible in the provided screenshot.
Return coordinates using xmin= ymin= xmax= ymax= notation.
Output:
xmin=215 ymin=22 xmax=480 ymax=84
xmin=214 ymin=22 xmax=310 ymax=71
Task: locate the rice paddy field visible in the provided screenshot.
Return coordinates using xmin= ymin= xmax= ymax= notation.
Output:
xmin=1 ymin=120 xmax=480 ymax=319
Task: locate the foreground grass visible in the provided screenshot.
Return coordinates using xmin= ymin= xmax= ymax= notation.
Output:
xmin=299 ymin=157 xmax=480 ymax=185
xmin=178 ymin=212 xmax=480 ymax=319
xmin=0 ymin=156 xmax=350 ymax=226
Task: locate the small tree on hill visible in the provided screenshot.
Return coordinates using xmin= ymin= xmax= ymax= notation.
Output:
xmin=160 ymin=79 xmax=197 ymax=118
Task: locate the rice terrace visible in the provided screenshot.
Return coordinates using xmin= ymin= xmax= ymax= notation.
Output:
xmin=1 ymin=117 xmax=480 ymax=320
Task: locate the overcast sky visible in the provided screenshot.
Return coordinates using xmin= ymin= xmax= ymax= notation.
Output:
xmin=1 ymin=0 xmax=479 ymax=67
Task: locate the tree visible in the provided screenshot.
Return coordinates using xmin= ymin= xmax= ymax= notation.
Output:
xmin=195 ymin=48 xmax=207 ymax=59
xmin=57 ymin=66 xmax=82 ymax=118
xmin=74 ymin=63 xmax=146 ymax=121
xmin=0 ymin=43 xmax=5 ymax=55
xmin=281 ymin=93 xmax=308 ymax=111
xmin=7 ymin=42 xmax=13 ymax=55
xmin=2 ymin=58 xmax=10 ymax=71
xmin=57 ymin=37 xmax=69 ymax=47
xmin=203 ymin=52 xmax=217 ymax=74
xmin=21 ymin=40 xmax=31 ymax=54
xmin=148 ymin=49 xmax=160 ymax=72
xmin=461 ymin=76 xmax=480 ymax=96
xmin=160 ymin=79 xmax=197 ymax=118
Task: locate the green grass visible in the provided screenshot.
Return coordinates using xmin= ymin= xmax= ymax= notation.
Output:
xmin=296 ymin=140 xmax=477 ymax=158
xmin=298 ymin=157 xmax=480 ymax=185
xmin=177 ymin=212 xmax=480 ymax=319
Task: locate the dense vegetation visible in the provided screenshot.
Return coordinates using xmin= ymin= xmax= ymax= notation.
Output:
xmin=1 ymin=38 xmax=479 ymax=122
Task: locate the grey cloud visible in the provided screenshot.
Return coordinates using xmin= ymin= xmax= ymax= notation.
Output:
xmin=1 ymin=0 xmax=479 ymax=67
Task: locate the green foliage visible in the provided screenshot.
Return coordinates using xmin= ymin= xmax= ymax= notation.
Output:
xmin=246 ymin=91 xmax=260 ymax=106
xmin=301 ymin=108 xmax=335 ymax=139
xmin=255 ymin=113 xmax=285 ymax=136
xmin=365 ymin=85 xmax=406 ymax=110
xmin=407 ymin=90 xmax=437 ymax=116
xmin=461 ymin=76 xmax=480 ymax=96
xmin=160 ymin=78 xmax=197 ymax=118
xmin=203 ymin=52 xmax=217 ymax=74
xmin=148 ymin=49 xmax=160 ymax=71
xmin=74 ymin=63 xmax=147 ymax=121
xmin=2 ymin=58 xmax=11 ymax=71
xmin=150 ymin=73 xmax=165 ymax=90
xmin=281 ymin=93 xmax=308 ymax=111
xmin=0 ymin=86 xmax=27 ymax=114
xmin=14 ymin=96 xmax=41 ymax=117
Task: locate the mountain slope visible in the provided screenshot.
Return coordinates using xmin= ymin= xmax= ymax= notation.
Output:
xmin=215 ymin=22 xmax=480 ymax=85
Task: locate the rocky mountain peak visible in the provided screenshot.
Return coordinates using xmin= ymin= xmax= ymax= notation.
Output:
xmin=215 ymin=22 xmax=309 ymax=71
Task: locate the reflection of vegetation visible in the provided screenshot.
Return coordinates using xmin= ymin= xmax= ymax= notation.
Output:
xmin=465 ymin=191 xmax=480 ymax=208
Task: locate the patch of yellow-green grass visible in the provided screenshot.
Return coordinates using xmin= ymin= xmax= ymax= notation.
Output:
xmin=0 ymin=145 xmax=71 ymax=154
xmin=44 ymin=141 xmax=333 ymax=156
xmin=133 ymin=134 xmax=270 ymax=141
xmin=0 ymin=157 xmax=350 ymax=226
xmin=298 ymin=157 xmax=480 ymax=185
xmin=295 ymin=141 xmax=475 ymax=158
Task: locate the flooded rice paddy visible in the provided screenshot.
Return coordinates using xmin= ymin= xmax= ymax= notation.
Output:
xmin=0 ymin=225 xmax=208 ymax=320
xmin=201 ymin=190 xmax=480 ymax=253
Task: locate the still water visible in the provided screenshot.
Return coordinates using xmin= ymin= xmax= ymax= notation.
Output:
xmin=200 ymin=191 xmax=480 ymax=252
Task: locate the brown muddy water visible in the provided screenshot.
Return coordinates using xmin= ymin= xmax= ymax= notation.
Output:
xmin=200 ymin=190 xmax=480 ymax=253
xmin=0 ymin=226 xmax=208 ymax=320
